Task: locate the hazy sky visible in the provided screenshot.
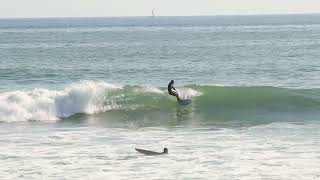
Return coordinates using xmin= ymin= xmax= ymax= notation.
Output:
xmin=1 ymin=0 xmax=320 ymax=18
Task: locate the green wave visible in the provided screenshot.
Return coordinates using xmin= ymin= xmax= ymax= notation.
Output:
xmin=65 ymin=85 xmax=320 ymax=126
xmin=191 ymin=85 xmax=320 ymax=110
xmin=104 ymin=85 xmax=320 ymax=110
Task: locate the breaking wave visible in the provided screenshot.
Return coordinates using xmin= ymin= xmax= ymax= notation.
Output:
xmin=1 ymin=81 xmax=320 ymax=122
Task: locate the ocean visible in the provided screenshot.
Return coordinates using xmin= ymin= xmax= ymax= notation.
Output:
xmin=1 ymin=15 xmax=320 ymax=179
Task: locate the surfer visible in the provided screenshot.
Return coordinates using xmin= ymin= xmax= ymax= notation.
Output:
xmin=168 ymin=80 xmax=181 ymax=101
xmin=135 ymin=148 xmax=168 ymax=155
xmin=163 ymin=148 xmax=168 ymax=154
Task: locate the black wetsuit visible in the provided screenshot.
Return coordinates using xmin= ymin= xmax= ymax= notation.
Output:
xmin=168 ymin=81 xmax=181 ymax=100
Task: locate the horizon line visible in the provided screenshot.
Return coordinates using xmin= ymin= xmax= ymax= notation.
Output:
xmin=0 ymin=12 xmax=320 ymax=20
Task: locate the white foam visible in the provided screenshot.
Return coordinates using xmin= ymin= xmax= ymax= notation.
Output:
xmin=177 ymin=88 xmax=202 ymax=98
xmin=0 ymin=81 xmax=120 ymax=122
xmin=140 ymin=86 xmax=164 ymax=94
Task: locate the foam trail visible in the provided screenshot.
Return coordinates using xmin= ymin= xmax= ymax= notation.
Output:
xmin=177 ymin=87 xmax=203 ymax=99
xmin=0 ymin=81 xmax=120 ymax=122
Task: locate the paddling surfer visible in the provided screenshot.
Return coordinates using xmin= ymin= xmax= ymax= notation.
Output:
xmin=162 ymin=148 xmax=168 ymax=154
xmin=135 ymin=148 xmax=168 ymax=155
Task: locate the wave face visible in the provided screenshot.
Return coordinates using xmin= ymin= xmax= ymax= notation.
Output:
xmin=190 ymin=85 xmax=320 ymax=123
xmin=1 ymin=81 xmax=320 ymax=123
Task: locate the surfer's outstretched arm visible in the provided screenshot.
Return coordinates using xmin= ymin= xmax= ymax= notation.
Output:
xmin=171 ymin=89 xmax=180 ymax=100
xmin=174 ymin=91 xmax=181 ymax=101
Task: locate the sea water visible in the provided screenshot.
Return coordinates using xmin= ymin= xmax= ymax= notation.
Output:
xmin=1 ymin=15 xmax=320 ymax=179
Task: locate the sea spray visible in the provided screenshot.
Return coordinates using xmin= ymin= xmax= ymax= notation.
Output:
xmin=0 ymin=81 xmax=120 ymax=122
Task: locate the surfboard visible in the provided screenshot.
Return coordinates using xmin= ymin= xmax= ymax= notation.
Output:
xmin=178 ymin=98 xmax=192 ymax=105
xmin=135 ymin=148 xmax=167 ymax=155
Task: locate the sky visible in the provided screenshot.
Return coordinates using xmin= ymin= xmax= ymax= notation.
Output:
xmin=0 ymin=0 xmax=320 ymax=18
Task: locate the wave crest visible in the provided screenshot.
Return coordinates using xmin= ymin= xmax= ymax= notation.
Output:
xmin=0 ymin=81 xmax=119 ymax=122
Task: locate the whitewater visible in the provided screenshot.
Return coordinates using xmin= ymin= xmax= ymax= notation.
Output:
xmin=1 ymin=15 xmax=320 ymax=179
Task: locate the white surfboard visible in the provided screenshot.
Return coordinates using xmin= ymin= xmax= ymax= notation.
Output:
xmin=178 ymin=98 xmax=192 ymax=105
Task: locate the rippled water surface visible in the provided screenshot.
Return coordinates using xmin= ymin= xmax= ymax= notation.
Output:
xmin=1 ymin=15 xmax=320 ymax=179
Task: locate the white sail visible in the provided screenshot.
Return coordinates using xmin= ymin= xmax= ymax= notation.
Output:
xmin=152 ymin=10 xmax=155 ymax=17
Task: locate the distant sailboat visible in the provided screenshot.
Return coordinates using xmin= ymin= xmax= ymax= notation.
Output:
xmin=151 ymin=9 xmax=155 ymax=18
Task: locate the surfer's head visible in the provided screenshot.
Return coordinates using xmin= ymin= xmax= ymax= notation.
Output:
xmin=170 ymin=80 xmax=174 ymax=84
xmin=163 ymin=148 xmax=168 ymax=154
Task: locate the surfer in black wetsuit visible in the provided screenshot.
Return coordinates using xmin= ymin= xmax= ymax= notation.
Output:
xmin=168 ymin=80 xmax=181 ymax=101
